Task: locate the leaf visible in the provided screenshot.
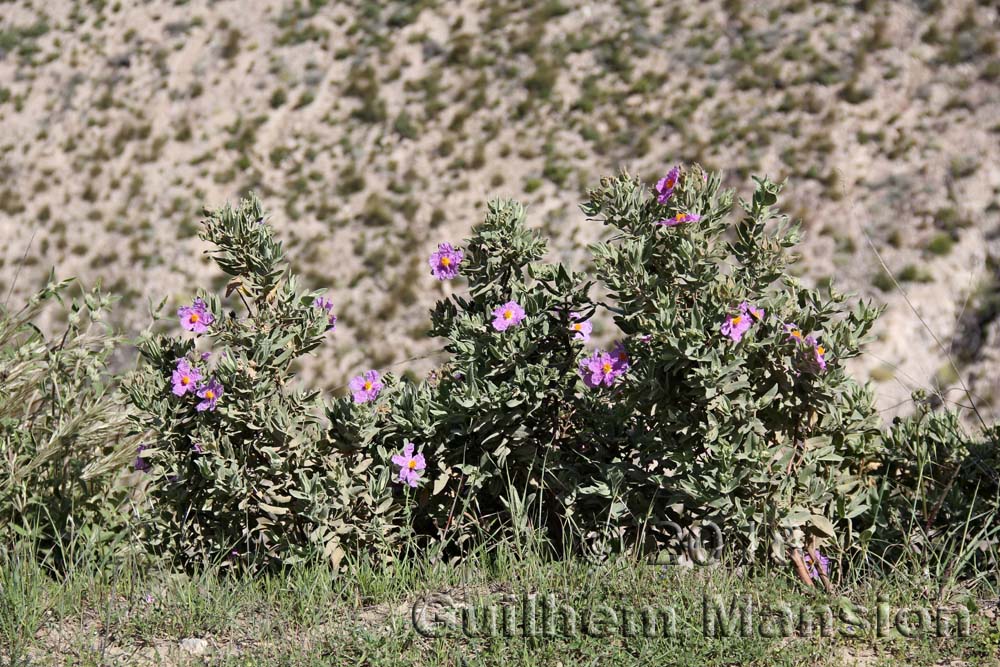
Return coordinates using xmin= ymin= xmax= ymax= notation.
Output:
xmin=757 ymin=383 xmax=780 ymax=407
xmin=810 ymin=514 xmax=836 ymax=538
xmin=259 ymin=502 xmax=288 ymax=515
xmin=324 ymin=541 xmax=345 ymax=570
xmin=432 ymin=474 xmax=449 ymax=496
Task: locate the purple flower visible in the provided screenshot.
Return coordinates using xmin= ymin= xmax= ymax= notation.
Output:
xmin=639 ymin=334 xmax=653 ymax=344
xmin=657 ymin=212 xmax=701 ymax=227
xmin=177 ymin=298 xmax=214 ymax=333
xmin=569 ymin=312 xmax=593 ymax=342
xmin=579 ymin=350 xmax=618 ymax=388
xmin=391 ymin=441 xmax=426 ymax=488
xmin=200 ymin=351 xmax=212 ymax=361
xmin=171 ymin=358 xmax=203 ymax=396
xmin=742 ymin=301 xmax=765 ymax=322
xmin=721 ymin=311 xmax=751 ymax=342
xmin=655 ymin=166 xmax=680 ymax=203
xmin=429 ymin=243 xmax=464 ymax=280
xmin=491 ymin=301 xmax=526 ymax=331
xmin=134 ymin=444 xmax=151 ymax=472
xmin=803 ymin=551 xmax=830 ymax=580
xmin=314 ymin=296 xmax=337 ymax=331
xmin=349 ymin=370 xmax=383 ymax=404
xmin=192 ymin=442 xmax=205 ymax=454
xmin=195 ymin=378 xmax=223 ymax=412
xmin=805 ymin=335 xmax=828 ymax=372
xmin=610 ymin=341 xmax=630 ymax=374
xmin=721 ymin=302 xmax=763 ymax=343
xmin=783 ymin=323 xmax=806 ymax=343
xmin=813 ymin=344 xmax=828 ymax=372
xmin=784 ymin=325 xmax=829 ymax=374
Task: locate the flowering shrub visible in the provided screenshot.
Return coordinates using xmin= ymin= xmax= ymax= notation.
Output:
xmin=123 ymin=195 xmax=399 ymax=569
xmin=326 ymin=198 xmax=613 ymax=551
xmin=585 ymin=167 xmax=884 ymax=561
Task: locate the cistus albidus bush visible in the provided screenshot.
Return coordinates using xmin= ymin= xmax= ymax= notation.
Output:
xmin=123 ymin=195 xmax=400 ymax=570
xmin=585 ymin=167 xmax=884 ymax=573
xmin=326 ymin=198 xmax=611 ymax=553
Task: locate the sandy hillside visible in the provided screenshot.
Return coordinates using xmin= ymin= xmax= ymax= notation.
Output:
xmin=1 ymin=0 xmax=998 ymax=419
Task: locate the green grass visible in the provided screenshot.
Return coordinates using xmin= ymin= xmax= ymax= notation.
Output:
xmin=2 ymin=534 xmax=997 ymax=666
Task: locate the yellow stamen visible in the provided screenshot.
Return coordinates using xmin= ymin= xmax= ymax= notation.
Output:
xmin=602 ymin=362 xmax=613 ymax=373
xmin=204 ymin=390 xmax=215 ymax=400
xmin=441 ymin=257 xmax=451 ymax=267
xmin=791 ymin=330 xmax=802 ymax=339
xmin=181 ymin=376 xmax=190 ymax=385
xmin=731 ymin=316 xmax=742 ymax=326
xmin=503 ymin=309 xmax=513 ymax=320
xmin=573 ymin=323 xmax=582 ymax=331
xmin=364 ymin=381 xmax=373 ymax=391
xmin=190 ymin=313 xmax=200 ymax=323
xmin=408 ymin=460 xmax=417 ymax=469
xmin=817 ymin=346 xmax=825 ymax=356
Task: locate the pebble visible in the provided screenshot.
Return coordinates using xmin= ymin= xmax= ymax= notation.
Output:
xmin=179 ymin=637 xmax=209 ymax=655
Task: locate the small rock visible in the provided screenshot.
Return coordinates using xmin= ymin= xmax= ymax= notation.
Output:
xmin=179 ymin=637 xmax=209 ymax=655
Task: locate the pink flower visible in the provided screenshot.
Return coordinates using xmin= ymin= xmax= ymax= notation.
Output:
xmin=803 ymin=551 xmax=830 ymax=580
xmin=491 ymin=301 xmax=526 ymax=331
xmin=171 ymin=358 xmax=202 ymax=396
xmin=391 ymin=441 xmax=426 ymax=487
xmin=805 ymin=335 xmax=828 ymax=372
xmin=721 ymin=302 xmax=764 ymax=343
xmin=721 ymin=311 xmax=751 ymax=342
xmin=610 ymin=341 xmax=630 ymax=374
xmin=569 ymin=312 xmax=593 ymax=342
xmin=195 ymin=378 xmax=223 ymax=412
xmin=349 ymin=370 xmax=383 ymax=403
xmin=428 ymin=243 xmax=464 ymax=280
xmin=579 ymin=350 xmax=618 ymax=388
xmin=314 ymin=297 xmax=337 ymax=331
xmin=783 ymin=323 xmax=806 ymax=343
xmin=656 ymin=212 xmax=701 ymax=227
xmin=177 ymin=298 xmax=214 ymax=333
xmin=784 ymin=324 xmax=829 ymax=374
xmin=655 ymin=166 xmax=680 ymax=203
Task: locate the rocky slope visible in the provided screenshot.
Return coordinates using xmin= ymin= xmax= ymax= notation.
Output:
xmin=1 ymin=0 xmax=998 ymax=419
